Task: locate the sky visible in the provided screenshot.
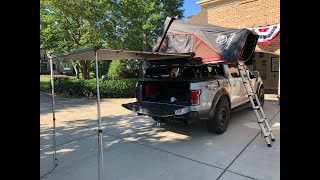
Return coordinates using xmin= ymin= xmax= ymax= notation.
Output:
xmin=182 ymin=0 xmax=202 ymax=20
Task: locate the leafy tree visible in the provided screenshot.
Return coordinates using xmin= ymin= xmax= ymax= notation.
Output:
xmin=107 ymin=60 xmax=125 ymax=79
xmin=111 ymin=0 xmax=184 ymax=78
xmin=40 ymin=0 xmax=184 ymax=79
xmin=91 ymin=60 xmax=112 ymax=78
xmin=40 ymin=0 xmax=115 ymax=79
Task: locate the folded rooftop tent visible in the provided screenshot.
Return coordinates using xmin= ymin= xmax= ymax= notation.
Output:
xmin=153 ymin=17 xmax=259 ymax=64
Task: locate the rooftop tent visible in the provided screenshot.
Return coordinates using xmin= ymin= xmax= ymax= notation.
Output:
xmin=153 ymin=17 xmax=259 ymax=63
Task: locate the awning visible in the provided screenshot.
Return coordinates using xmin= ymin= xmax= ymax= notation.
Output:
xmin=52 ymin=46 xmax=193 ymax=60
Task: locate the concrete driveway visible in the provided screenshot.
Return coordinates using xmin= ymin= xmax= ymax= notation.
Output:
xmin=40 ymin=92 xmax=280 ymax=180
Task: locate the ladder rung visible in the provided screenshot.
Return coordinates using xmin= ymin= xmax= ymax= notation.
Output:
xmin=258 ymin=119 xmax=265 ymax=123
xmin=264 ymin=132 xmax=270 ymax=137
xmin=254 ymin=106 xmax=260 ymax=109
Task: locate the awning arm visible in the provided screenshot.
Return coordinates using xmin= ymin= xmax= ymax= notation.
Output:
xmin=47 ymin=51 xmax=58 ymax=167
xmin=52 ymin=46 xmax=99 ymax=58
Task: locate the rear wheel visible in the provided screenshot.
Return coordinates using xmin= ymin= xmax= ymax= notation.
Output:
xmin=207 ymin=97 xmax=230 ymax=134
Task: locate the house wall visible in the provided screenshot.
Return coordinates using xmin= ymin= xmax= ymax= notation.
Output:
xmin=40 ymin=51 xmax=75 ymax=75
xmin=188 ymin=8 xmax=208 ymax=24
xmin=249 ymin=52 xmax=279 ymax=90
xmin=197 ymin=0 xmax=280 ymax=92
xmin=204 ymin=0 xmax=279 ymax=27
xmin=203 ymin=0 xmax=280 ymax=54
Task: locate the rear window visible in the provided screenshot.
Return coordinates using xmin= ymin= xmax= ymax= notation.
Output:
xmin=228 ymin=64 xmax=246 ymax=78
xmin=145 ymin=64 xmax=225 ymax=79
xmin=207 ymin=64 xmax=225 ymax=77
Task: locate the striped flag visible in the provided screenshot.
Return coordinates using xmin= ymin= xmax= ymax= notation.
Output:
xmin=247 ymin=24 xmax=280 ymax=45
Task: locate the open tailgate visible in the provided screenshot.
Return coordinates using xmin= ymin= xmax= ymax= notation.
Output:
xmin=122 ymin=102 xmax=190 ymax=117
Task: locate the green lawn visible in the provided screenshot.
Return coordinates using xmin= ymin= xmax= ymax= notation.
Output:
xmin=40 ymin=75 xmax=51 ymax=91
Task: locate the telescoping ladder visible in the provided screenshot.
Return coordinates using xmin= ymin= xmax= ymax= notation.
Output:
xmin=237 ymin=64 xmax=275 ymax=147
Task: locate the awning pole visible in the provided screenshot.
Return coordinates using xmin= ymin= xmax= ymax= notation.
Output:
xmin=94 ymin=48 xmax=104 ymax=180
xmin=49 ymin=54 xmax=58 ymax=166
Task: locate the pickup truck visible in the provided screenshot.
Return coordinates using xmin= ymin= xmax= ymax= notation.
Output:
xmin=122 ymin=58 xmax=264 ymax=134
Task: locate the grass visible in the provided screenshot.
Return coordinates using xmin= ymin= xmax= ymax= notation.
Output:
xmin=40 ymin=75 xmax=77 ymax=91
xmin=40 ymin=75 xmax=51 ymax=91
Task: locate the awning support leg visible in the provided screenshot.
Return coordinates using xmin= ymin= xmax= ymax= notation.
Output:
xmin=94 ymin=48 xmax=104 ymax=180
xmin=49 ymin=55 xmax=58 ymax=166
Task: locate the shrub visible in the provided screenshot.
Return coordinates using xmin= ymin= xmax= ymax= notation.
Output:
xmin=107 ymin=60 xmax=140 ymax=79
xmin=107 ymin=60 xmax=125 ymax=79
xmin=53 ymin=78 xmax=137 ymax=98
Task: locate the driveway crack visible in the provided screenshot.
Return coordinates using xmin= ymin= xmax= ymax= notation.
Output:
xmin=216 ymin=110 xmax=280 ymax=180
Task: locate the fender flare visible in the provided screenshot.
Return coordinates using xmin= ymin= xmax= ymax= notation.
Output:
xmin=209 ymin=88 xmax=230 ymax=119
xmin=256 ymin=80 xmax=263 ymax=93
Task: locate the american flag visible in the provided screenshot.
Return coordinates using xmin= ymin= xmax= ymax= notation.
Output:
xmin=247 ymin=24 xmax=280 ymax=45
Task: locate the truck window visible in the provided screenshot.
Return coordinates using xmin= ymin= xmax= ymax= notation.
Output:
xmin=180 ymin=67 xmax=196 ymax=78
xmin=228 ymin=64 xmax=241 ymax=78
xmin=145 ymin=67 xmax=172 ymax=78
xmin=208 ymin=64 xmax=225 ymax=77
xmin=228 ymin=64 xmax=248 ymax=78
xmin=197 ymin=66 xmax=210 ymax=78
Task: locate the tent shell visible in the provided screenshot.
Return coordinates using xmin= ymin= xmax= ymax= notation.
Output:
xmin=153 ymin=17 xmax=259 ymax=64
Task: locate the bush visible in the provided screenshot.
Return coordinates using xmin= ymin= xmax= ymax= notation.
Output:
xmin=53 ymin=77 xmax=137 ymax=98
xmin=107 ymin=60 xmax=125 ymax=79
xmin=107 ymin=60 xmax=140 ymax=79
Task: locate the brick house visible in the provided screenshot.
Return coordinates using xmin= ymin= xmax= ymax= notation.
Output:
xmin=190 ymin=0 xmax=280 ymax=94
xmin=40 ymin=50 xmax=75 ymax=75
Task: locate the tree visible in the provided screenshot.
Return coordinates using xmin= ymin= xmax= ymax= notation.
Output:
xmin=111 ymin=0 xmax=184 ymax=78
xmin=107 ymin=60 xmax=126 ymax=79
xmin=118 ymin=0 xmax=184 ymax=51
xmin=40 ymin=0 xmax=184 ymax=79
xmin=91 ymin=60 xmax=111 ymax=78
xmin=40 ymin=0 xmax=115 ymax=79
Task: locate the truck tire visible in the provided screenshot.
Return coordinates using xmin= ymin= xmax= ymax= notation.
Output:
xmin=207 ymin=97 xmax=230 ymax=134
xmin=255 ymin=88 xmax=264 ymax=107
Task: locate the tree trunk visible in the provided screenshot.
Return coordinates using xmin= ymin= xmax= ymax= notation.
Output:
xmin=86 ymin=61 xmax=91 ymax=79
xmin=76 ymin=65 xmax=80 ymax=79
xmin=143 ymin=32 xmax=147 ymax=51
xmin=83 ymin=62 xmax=88 ymax=80
xmin=72 ymin=62 xmax=80 ymax=79
xmin=81 ymin=61 xmax=87 ymax=79
xmin=81 ymin=60 xmax=91 ymax=80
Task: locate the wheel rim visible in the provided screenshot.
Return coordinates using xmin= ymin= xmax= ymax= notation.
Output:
xmin=219 ymin=108 xmax=227 ymax=127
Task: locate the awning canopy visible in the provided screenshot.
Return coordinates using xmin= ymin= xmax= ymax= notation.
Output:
xmin=52 ymin=46 xmax=193 ymax=60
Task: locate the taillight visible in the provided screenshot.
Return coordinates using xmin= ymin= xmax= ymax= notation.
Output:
xmin=190 ymin=89 xmax=201 ymax=106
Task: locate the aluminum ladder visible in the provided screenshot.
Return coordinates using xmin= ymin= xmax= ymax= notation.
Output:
xmin=237 ymin=63 xmax=275 ymax=147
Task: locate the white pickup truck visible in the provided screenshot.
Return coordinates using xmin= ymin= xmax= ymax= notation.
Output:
xmin=122 ymin=59 xmax=264 ymax=134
